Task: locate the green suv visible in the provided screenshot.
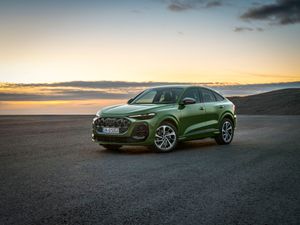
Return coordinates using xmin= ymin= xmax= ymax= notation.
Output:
xmin=92 ymin=85 xmax=236 ymax=152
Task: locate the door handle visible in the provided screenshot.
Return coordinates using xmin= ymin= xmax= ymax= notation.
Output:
xmin=199 ymin=107 xmax=204 ymax=110
xmin=219 ymin=105 xmax=224 ymax=109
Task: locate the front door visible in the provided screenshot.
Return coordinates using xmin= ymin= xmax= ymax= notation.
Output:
xmin=178 ymin=88 xmax=207 ymax=139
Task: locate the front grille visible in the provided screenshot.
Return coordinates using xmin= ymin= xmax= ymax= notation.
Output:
xmin=94 ymin=117 xmax=131 ymax=134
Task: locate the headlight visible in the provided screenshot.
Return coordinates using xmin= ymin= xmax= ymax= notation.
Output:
xmin=96 ymin=110 xmax=102 ymax=117
xmin=93 ymin=115 xmax=100 ymax=123
xmin=128 ymin=112 xmax=156 ymax=120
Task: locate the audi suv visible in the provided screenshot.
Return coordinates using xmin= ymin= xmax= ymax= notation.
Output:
xmin=92 ymin=85 xmax=236 ymax=152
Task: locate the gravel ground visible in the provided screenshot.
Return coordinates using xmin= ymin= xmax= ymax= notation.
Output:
xmin=0 ymin=115 xmax=299 ymax=225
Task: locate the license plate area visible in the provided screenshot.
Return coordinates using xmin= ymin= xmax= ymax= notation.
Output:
xmin=102 ymin=127 xmax=120 ymax=134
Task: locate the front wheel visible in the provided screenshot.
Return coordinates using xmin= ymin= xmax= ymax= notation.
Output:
xmin=152 ymin=122 xmax=178 ymax=153
xmin=215 ymin=118 xmax=234 ymax=145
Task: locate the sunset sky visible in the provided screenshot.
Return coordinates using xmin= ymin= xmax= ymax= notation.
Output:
xmin=0 ymin=0 xmax=299 ymax=114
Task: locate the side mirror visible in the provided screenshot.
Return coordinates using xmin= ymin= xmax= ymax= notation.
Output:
xmin=181 ymin=97 xmax=196 ymax=105
xmin=127 ymin=98 xmax=134 ymax=104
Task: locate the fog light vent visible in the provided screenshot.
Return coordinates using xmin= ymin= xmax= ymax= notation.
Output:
xmin=132 ymin=123 xmax=149 ymax=140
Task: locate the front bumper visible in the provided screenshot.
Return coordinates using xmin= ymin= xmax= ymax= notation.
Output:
xmin=92 ymin=116 xmax=156 ymax=145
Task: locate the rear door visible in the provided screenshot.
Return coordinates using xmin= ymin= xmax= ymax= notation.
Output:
xmin=198 ymin=88 xmax=223 ymax=131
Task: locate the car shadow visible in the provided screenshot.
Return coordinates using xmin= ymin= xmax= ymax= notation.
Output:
xmin=177 ymin=139 xmax=216 ymax=151
xmin=97 ymin=138 xmax=217 ymax=155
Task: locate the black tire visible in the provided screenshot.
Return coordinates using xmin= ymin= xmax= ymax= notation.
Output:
xmin=215 ymin=118 xmax=234 ymax=145
xmin=101 ymin=144 xmax=122 ymax=150
xmin=152 ymin=122 xmax=178 ymax=153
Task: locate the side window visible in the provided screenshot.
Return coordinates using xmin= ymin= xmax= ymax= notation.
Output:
xmin=213 ymin=91 xmax=225 ymax=101
xmin=181 ymin=88 xmax=200 ymax=103
xmin=200 ymin=88 xmax=216 ymax=103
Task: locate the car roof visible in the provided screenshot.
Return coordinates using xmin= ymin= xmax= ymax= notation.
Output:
xmin=148 ymin=85 xmax=224 ymax=96
xmin=149 ymin=85 xmax=210 ymax=89
xmin=139 ymin=85 xmax=226 ymax=100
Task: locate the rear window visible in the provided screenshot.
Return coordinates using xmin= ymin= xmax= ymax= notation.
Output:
xmin=200 ymin=88 xmax=216 ymax=103
xmin=213 ymin=91 xmax=225 ymax=101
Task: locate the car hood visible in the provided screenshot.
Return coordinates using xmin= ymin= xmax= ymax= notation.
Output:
xmin=98 ymin=104 xmax=175 ymax=116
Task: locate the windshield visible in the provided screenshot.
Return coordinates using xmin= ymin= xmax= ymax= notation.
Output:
xmin=131 ymin=87 xmax=184 ymax=104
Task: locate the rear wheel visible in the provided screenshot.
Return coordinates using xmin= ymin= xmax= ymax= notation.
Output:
xmin=152 ymin=122 xmax=178 ymax=153
xmin=215 ymin=118 xmax=234 ymax=145
xmin=101 ymin=144 xmax=122 ymax=150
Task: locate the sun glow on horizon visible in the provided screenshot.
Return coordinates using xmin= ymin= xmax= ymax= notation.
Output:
xmin=0 ymin=0 xmax=299 ymax=114
xmin=0 ymin=99 xmax=125 ymax=115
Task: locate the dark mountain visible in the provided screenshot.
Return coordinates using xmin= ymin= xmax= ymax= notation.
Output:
xmin=228 ymin=88 xmax=300 ymax=115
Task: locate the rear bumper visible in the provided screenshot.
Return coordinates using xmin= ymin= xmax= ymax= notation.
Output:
xmin=233 ymin=114 xmax=237 ymax=128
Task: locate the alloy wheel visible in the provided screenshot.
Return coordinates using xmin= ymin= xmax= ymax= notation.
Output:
xmin=154 ymin=125 xmax=177 ymax=151
xmin=222 ymin=121 xmax=233 ymax=143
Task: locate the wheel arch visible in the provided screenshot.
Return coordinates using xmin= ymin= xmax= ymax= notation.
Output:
xmin=157 ymin=115 xmax=179 ymax=130
xmin=220 ymin=112 xmax=236 ymax=127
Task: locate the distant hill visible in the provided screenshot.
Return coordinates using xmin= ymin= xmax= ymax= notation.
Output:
xmin=228 ymin=88 xmax=300 ymax=115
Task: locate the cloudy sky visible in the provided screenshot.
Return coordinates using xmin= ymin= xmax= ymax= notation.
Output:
xmin=0 ymin=0 xmax=299 ymax=114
